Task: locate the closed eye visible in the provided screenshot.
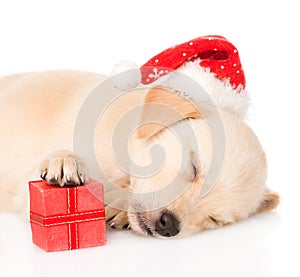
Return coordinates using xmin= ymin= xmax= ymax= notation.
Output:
xmin=192 ymin=163 xmax=197 ymax=180
xmin=183 ymin=161 xmax=197 ymax=182
xmin=191 ymin=150 xmax=198 ymax=181
xmin=178 ymin=161 xmax=197 ymax=182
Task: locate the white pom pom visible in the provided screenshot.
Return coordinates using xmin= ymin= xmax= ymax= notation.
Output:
xmin=111 ymin=60 xmax=138 ymax=75
xmin=110 ymin=60 xmax=141 ymax=91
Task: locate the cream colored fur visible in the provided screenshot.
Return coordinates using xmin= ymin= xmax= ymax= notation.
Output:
xmin=0 ymin=70 xmax=279 ymax=237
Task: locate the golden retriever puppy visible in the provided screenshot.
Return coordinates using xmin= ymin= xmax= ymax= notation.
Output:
xmin=0 ymin=69 xmax=279 ymax=238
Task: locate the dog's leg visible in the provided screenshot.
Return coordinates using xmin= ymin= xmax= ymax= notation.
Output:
xmin=105 ymin=188 xmax=130 ymax=229
xmin=39 ymin=150 xmax=88 ymax=187
xmin=39 ymin=149 xmax=130 ymax=229
xmin=106 ymin=206 xmax=130 ymax=229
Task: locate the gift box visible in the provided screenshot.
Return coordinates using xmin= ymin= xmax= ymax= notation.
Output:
xmin=29 ymin=179 xmax=106 ymax=252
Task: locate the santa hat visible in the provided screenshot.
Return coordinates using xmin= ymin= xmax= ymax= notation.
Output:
xmin=111 ymin=35 xmax=249 ymax=118
xmin=140 ymin=35 xmax=249 ymax=118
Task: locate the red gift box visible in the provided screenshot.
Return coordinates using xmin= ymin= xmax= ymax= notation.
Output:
xmin=29 ymin=179 xmax=106 ymax=252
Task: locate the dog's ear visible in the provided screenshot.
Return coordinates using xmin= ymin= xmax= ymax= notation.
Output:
xmin=136 ymin=86 xmax=207 ymax=140
xmin=255 ymin=188 xmax=280 ymax=214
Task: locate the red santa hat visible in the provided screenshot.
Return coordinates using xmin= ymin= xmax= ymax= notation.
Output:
xmin=111 ymin=35 xmax=249 ymax=118
xmin=140 ymin=35 xmax=249 ymax=118
xmin=141 ymin=35 xmax=245 ymax=88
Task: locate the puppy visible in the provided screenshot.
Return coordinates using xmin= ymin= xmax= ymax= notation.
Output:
xmin=0 ymin=69 xmax=279 ymax=238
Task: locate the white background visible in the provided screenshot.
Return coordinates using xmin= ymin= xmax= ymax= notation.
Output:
xmin=0 ymin=0 xmax=299 ymax=276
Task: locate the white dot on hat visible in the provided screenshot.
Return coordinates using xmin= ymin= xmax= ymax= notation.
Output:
xmin=236 ymin=70 xmax=240 ymax=73
xmin=155 ymin=59 xmax=159 ymax=63
xmin=220 ymin=65 xmax=225 ymax=69
xmin=214 ymin=48 xmax=217 ymax=51
xmin=194 ymin=54 xmax=198 ymax=58
xmin=189 ymin=42 xmax=193 ymax=46
xmin=182 ymin=52 xmax=187 ymax=56
xmin=146 ymin=79 xmax=150 ymax=82
xmin=234 ymin=49 xmax=237 ymax=53
xmin=233 ymin=63 xmax=237 ymax=67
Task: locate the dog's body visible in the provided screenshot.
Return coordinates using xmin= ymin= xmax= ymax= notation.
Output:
xmin=0 ymin=70 xmax=279 ymax=238
xmin=0 ymin=71 xmax=105 ymax=211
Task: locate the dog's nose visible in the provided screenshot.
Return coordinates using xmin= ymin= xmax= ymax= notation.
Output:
xmin=155 ymin=211 xmax=180 ymax=237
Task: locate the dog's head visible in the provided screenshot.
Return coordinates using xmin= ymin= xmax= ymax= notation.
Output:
xmin=125 ymin=86 xmax=277 ymax=238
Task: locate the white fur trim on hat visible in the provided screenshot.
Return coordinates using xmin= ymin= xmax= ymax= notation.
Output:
xmin=176 ymin=60 xmax=249 ymax=118
xmin=153 ymin=59 xmax=250 ymax=119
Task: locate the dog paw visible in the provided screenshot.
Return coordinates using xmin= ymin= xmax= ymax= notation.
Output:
xmin=39 ymin=150 xmax=88 ymax=187
xmin=106 ymin=206 xmax=130 ymax=230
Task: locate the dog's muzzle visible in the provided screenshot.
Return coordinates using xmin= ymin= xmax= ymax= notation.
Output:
xmin=155 ymin=211 xmax=180 ymax=237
